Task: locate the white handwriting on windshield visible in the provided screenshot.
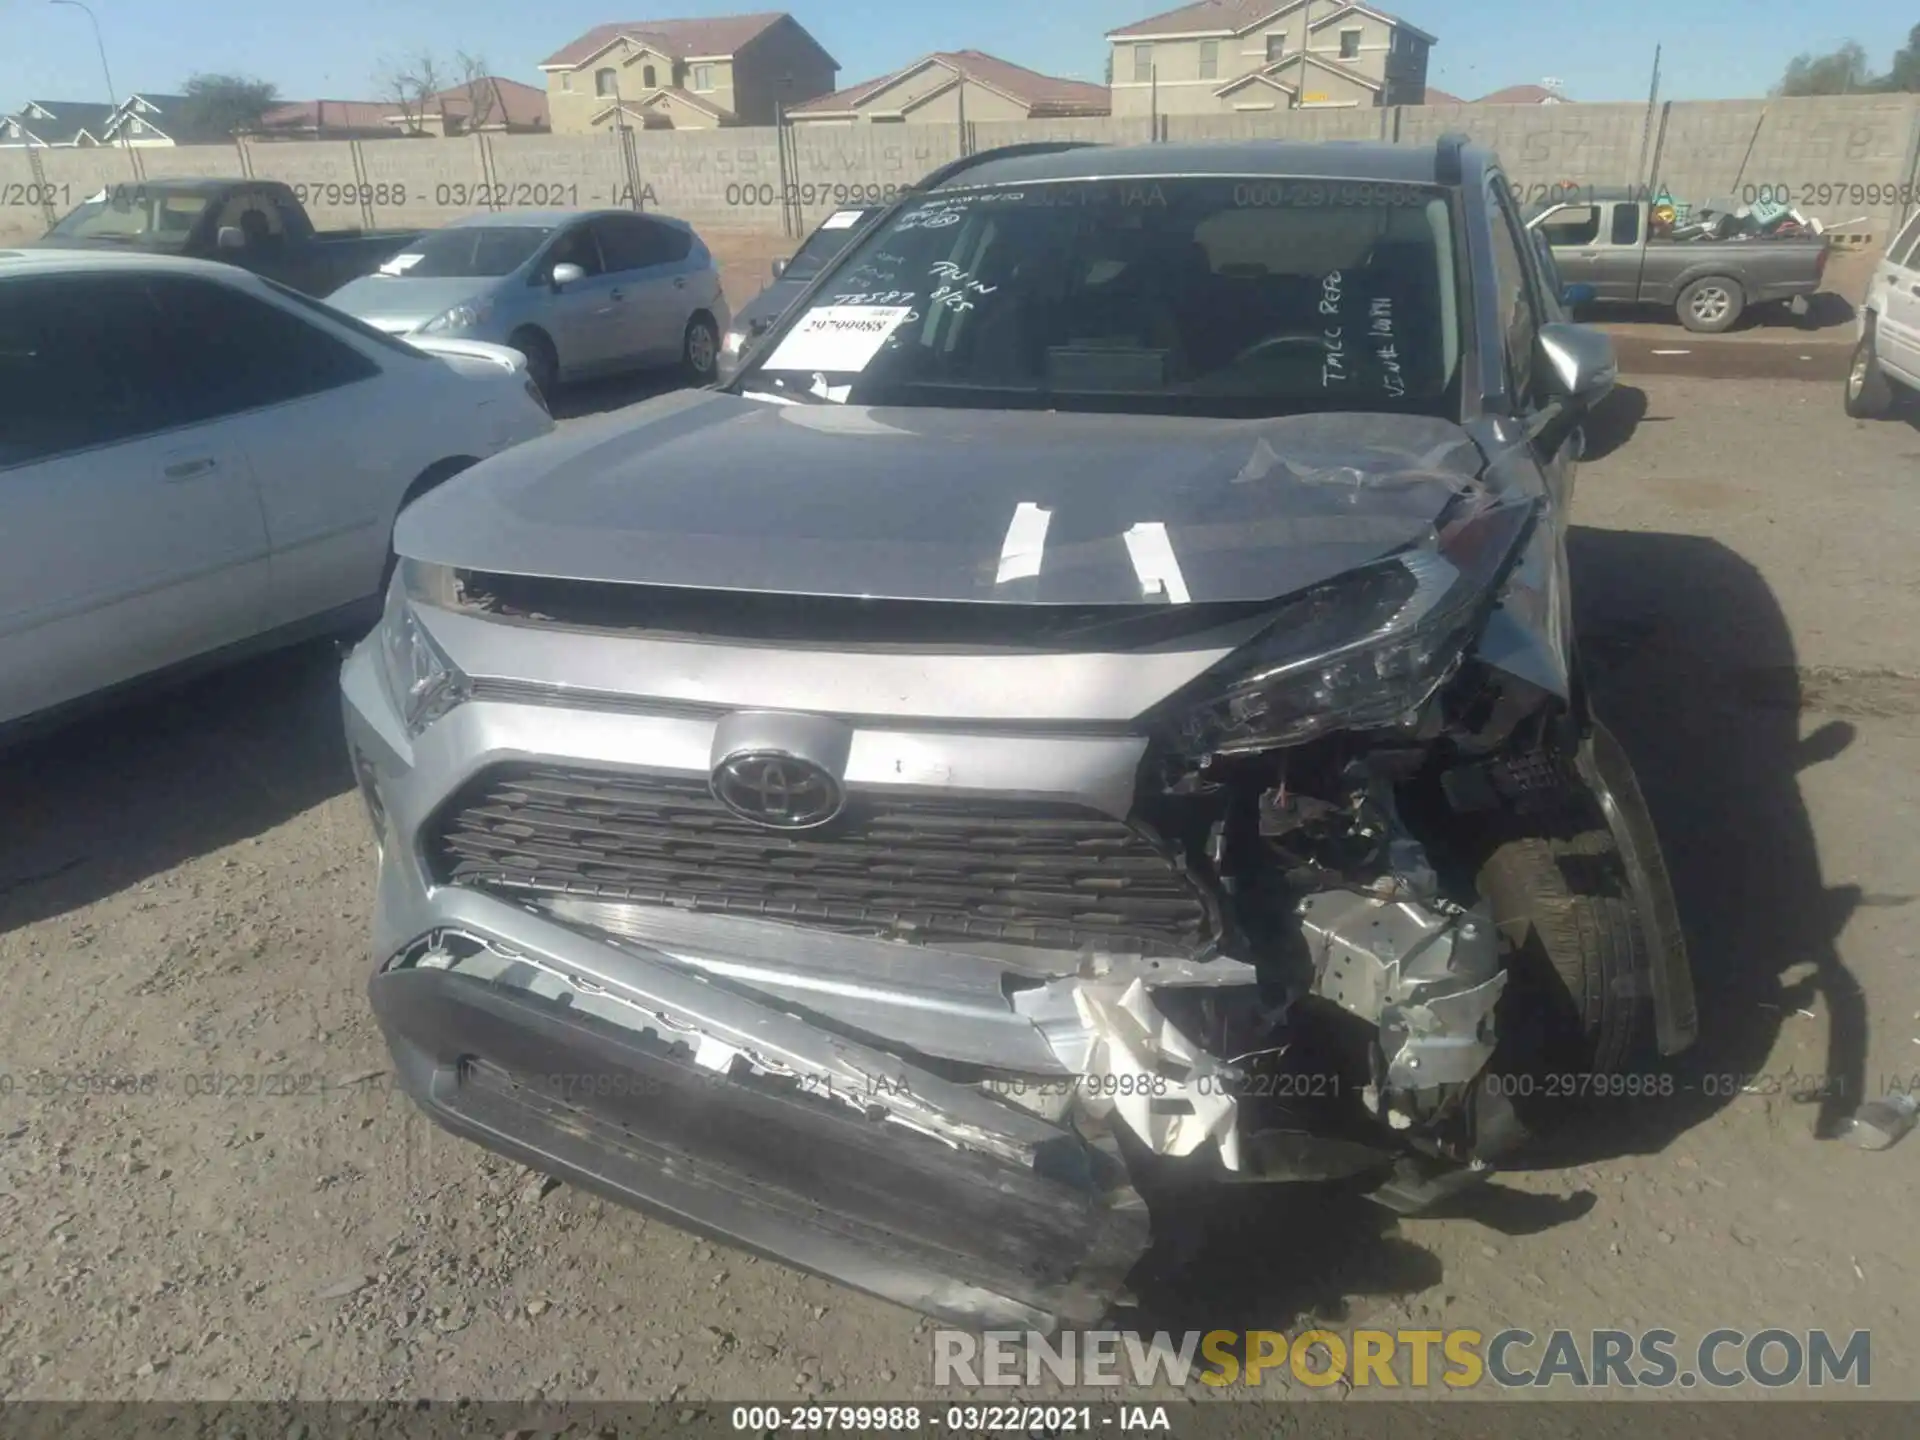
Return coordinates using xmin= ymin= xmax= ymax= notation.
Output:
xmin=929 ymin=260 xmax=997 ymax=312
xmin=1320 ymin=271 xmax=1349 ymax=387
xmin=833 ymin=290 xmax=915 ymax=305
xmin=1370 ymin=295 xmax=1406 ymax=399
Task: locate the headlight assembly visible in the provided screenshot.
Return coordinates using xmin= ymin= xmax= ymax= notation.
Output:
xmin=1158 ymin=497 xmax=1536 ymax=755
xmin=419 ymin=297 xmax=493 ymax=334
xmin=378 ymin=566 xmax=468 ymax=736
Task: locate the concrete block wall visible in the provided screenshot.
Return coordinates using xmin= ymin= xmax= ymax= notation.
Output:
xmin=4 ymin=93 xmax=1917 ymax=248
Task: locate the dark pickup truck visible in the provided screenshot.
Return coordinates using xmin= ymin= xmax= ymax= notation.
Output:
xmin=36 ymin=178 xmax=419 ymax=297
xmin=1528 ymin=190 xmax=1830 ymax=332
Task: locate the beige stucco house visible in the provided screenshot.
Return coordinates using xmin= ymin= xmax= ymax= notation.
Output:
xmin=539 ymin=12 xmax=838 ymax=132
xmin=1107 ymin=0 xmax=1436 ymax=116
xmin=788 ymin=50 xmax=1109 ymax=127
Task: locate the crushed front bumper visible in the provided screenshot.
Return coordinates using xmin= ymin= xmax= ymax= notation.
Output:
xmin=344 ymin=637 xmax=1169 ymax=1330
xmin=372 ymin=941 xmax=1146 ymax=1330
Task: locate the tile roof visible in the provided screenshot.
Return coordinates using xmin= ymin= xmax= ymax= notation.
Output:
xmin=1110 ymin=0 xmax=1433 ymax=44
xmin=541 ymin=12 xmax=790 ymax=68
xmin=1421 ymin=85 xmax=1465 ymax=103
xmin=253 ymin=99 xmax=396 ymax=132
xmin=430 ymin=76 xmax=549 ymax=128
xmin=792 ymin=50 xmax=1109 ymax=117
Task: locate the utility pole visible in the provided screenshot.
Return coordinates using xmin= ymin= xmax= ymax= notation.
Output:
xmin=49 ymin=0 xmax=131 ymax=163
xmin=1634 ymin=44 xmax=1663 ymax=192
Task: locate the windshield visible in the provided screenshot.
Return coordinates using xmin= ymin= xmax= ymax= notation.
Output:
xmin=782 ymin=208 xmax=881 ymax=282
xmin=375 ymin=225 xmax=554 ymax=279
xmin=739 ymin=177 xmax=1461 ymax=419
xmin=47 ymin=188 xmax=208 ymax=247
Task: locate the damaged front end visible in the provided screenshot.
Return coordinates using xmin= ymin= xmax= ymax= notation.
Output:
xmin=347 ymin=406 xmax=1694 ymax=1332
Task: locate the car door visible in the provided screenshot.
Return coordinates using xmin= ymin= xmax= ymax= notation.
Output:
xmin=1875 ymin=212 xmax=1920 ymax=384
xmin=1593 ymin=202 xmax=1648 ymax=303
xmin=137 ymin=273 xmax=422 ymax=628
xmin=590 ymin=214 xmax=693 ymax=367
xmin=1531 ymin=203 xmax=1604 ymax=290
xmin=0 ymin=272 xmax=270 ymax=725
xmin=531 ymin=221 xmax=622 ymax=376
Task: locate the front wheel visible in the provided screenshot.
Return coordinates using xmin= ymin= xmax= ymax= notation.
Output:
xmin=1844 ymin=327 xmax=1896 ymax=419
xmin=1476 ymin=797 xmax=1652 ymax=1077
xmin=683 ymin=314 xmax=719 ymax=384
xmin=1676 ymin=276 xmax=1744 ymax=333
xmin=510 ymin=328 xmax=559 ymax=403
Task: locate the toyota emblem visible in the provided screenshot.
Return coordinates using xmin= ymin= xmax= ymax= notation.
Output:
xmin=710 ymin=751 xmax=845 ymax=829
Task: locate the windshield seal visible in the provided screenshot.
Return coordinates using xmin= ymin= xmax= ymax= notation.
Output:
xmin=731 ymin=175 xmax=1465 ymax=423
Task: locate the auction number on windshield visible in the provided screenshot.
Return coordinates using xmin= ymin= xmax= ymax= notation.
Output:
xmin=1234 ymin=180 xmax=1427 ymax=207
xmin=288 ymin=182 xmax=407 ymax=207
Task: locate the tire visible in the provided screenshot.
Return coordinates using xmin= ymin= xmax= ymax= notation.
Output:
xmin=1844 ymin=324 xmax=1896 ymax=419
xmin=1475 ymin=801 xmax=1652 ymax=1077
xmin=1676 ymin=276 xmax=1744 ymax=333
xmin=682 ymin=313 xmax=719 ymax=383
xmin=509 ymin=328 xmax=559 ymax=402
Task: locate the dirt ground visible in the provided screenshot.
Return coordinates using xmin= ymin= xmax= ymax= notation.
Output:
xmin=3 ymin=358 xmax=1918 ymax=1410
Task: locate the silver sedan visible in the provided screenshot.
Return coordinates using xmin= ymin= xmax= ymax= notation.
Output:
xmin=328 ymin=209 xmax=730 ymax=398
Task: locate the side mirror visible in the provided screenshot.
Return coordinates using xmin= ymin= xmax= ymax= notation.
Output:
xmin=550 ymin=262 xmax=585 ymax=290
xmin=216 ymin=225 xmax=246 ymax=251
xmin=1537 ymin=321 xmax=1617 ymax=409
xmin=771 ymin=257 xmax=788 ymax=279
xmin=1561 ymin=281 xmax=1597 ymax=308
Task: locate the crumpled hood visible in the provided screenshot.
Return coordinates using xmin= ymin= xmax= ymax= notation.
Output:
xmin=395 ymin=390 xmax=1492 ymax=606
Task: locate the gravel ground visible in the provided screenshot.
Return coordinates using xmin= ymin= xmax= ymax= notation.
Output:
xmin=2 ymin=372 xmax=1918 ymax=1409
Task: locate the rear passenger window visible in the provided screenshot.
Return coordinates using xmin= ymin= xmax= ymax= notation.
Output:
xmin=594 ymin=215 xmax=692 ymax=270
xmin=144 ymin=275 xmax=380 ymax=422
xmin=1611 ymin=203 xmax=1640 ymax=245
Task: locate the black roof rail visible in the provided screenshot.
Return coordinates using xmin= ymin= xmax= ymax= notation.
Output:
xmin=1435 ymin=132 xmax=1469 ymax=186
xmin=908 ymin=141 xmax=1101 ymax=194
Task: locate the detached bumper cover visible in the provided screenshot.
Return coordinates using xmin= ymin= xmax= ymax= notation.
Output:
xmin=372 ymin=960 xmax=1146 ymax=1330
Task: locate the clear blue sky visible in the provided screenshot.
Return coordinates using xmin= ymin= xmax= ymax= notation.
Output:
xmin=2 ymin=0 xmax=1912 ymax=111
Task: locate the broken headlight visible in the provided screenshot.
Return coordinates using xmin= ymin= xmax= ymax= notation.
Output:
xmin=378 ymin=564 xmax=469 ymax=736
xmin=1161 ymin=498 xmax=1535 ymax=755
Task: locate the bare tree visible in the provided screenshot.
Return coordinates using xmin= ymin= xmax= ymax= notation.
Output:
xmin=453 ymin=50 xmax=498 ymax=131
xmin=373 ymin=50 xmax=447 ymax=134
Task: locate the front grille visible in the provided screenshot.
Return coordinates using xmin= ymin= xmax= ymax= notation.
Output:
xmin=428 ymin=765 xmax=1212 ymax=956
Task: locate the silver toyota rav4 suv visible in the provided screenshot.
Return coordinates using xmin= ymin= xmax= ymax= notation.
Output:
xmin=342 ymin=137 xmax=1697 ymax=1332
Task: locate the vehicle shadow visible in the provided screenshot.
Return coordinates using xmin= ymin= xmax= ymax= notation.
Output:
xmin=0 ymin=639 xmax=353 ymax=934
xmin=1578 ymin=383 xmax=1652 ymax=462
xmin=1522 ymin=524 xmax=1868 ymax=1155
xmin=549 ymin=369 xmax=691 ymax=422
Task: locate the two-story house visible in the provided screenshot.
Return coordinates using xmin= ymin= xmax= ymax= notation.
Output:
xmin=0 ymin=100 xmax=117 ymax=147
xmin=539 ymin=12 xmax=838 ymax=132
xmin=1107 ymin=0 xmax=1436 ymax=116
xmin=788 ymin=50 xmax=1109 ymax=127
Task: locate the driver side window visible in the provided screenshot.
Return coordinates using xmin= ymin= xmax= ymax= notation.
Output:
xmin=540 ymin=225 xmax=604 ymax=281
xmin=1486 ymin=178 xmax=1544 ymax=407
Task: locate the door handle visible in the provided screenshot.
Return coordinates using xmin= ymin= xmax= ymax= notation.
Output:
xmin=1909 ymin=283 xmax=1920 ymax=296
xmin=610 ymin=287 xmax=625 ymax=301
xmin=674 ymin=277 xmax=685 ymax=289
xmin=1577 ymin=250 xmax=1599 ymax=258
xmin=163 ymin=457 xmax=217 ymax=481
